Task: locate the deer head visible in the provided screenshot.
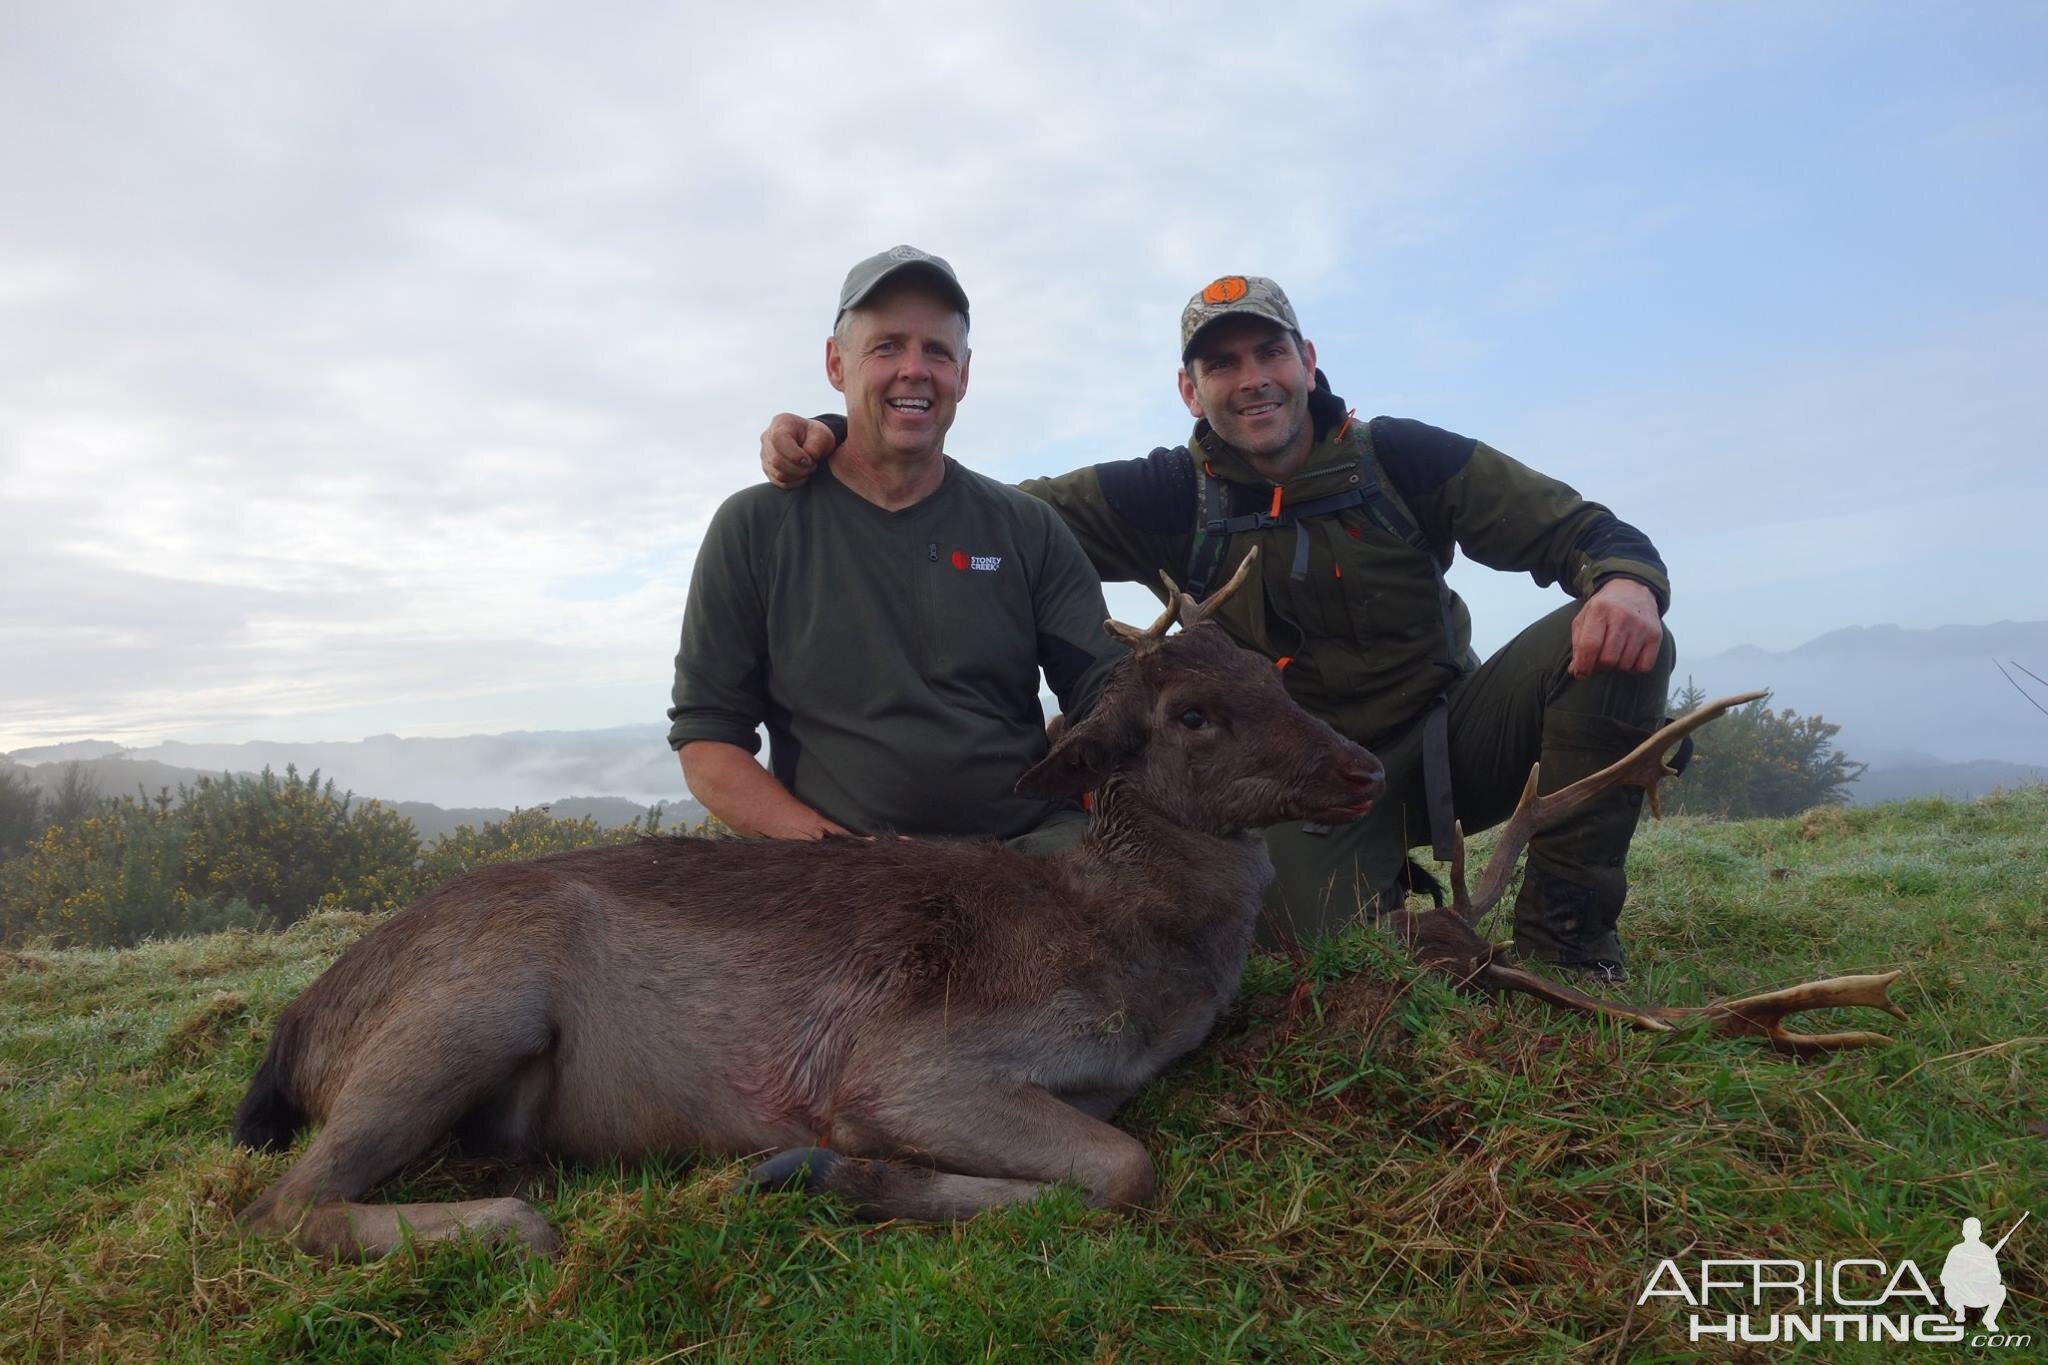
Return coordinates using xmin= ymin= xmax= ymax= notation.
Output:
xmin=1017 ymin=549 xmax=1385 ymax=835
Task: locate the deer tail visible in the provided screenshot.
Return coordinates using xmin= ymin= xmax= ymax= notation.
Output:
xmin=232 ymin=1014 xmax=309 ymax=1152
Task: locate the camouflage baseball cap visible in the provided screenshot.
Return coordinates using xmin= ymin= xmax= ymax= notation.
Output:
xmin=837 ymin=245 xmax=969 ymax=325
xmin=1179 ymin=275 xmax=1300 ymax=360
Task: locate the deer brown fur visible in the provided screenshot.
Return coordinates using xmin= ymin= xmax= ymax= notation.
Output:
xmin=234 ymin=573 xmax=1907 ymax=1260
xmin=233 ymin=566 xmax=1387 ymax=1257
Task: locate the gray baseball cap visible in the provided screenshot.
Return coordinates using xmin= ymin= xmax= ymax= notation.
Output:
xmin=1179 ymin=275 xmax=1301 ymax=360
xmin=837 ymin=245 xmax=969 ymax=324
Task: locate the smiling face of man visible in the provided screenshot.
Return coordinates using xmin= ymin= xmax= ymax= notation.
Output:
xmin=1177 ymin=315 xmax=1319 ymax=470
xmin=827 ymin=277 xmax=971 ymax=466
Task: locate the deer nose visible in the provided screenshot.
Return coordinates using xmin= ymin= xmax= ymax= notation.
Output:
xmin=1337 ymin=752 xmax=1385 ymax=802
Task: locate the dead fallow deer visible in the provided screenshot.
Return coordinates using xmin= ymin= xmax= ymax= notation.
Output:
xmin=1387 ymin=691 xmax=1908 ymax=1055
xmin=232 ymin=557 xmax=1906 ymax=1260
xmin=233 ymin=552 xmax=1392 ymax=1258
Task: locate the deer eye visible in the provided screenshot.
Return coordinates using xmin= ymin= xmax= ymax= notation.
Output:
xmin=1179 ymin=708 xmax=1208 ymax=730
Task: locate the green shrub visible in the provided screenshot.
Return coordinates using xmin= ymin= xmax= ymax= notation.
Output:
xmin=414 ymin=806 xmax=642 ymax=891
xmin=0 ymin=768 xmax=421 ymax=947
xmin=0 ymin=799 xmax=196 ymax=946
xmin=175 ymin=767 xmax=421 ymax=928
xmin=0 ymin=776 xmax=696 ymax=948
xmin=0 ymin=766 xmax=43 ymax=860
xmin=1664 ymin=681 xmax=1866 ymax=819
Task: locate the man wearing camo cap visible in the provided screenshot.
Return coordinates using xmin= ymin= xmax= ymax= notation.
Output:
xmin=761 ymin=273 xmax=1673 ymax=980
xmin=668 ymin=246 xmax=1119 ymax=848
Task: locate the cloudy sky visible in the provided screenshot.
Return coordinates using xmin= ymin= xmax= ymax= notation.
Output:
xmin=3 ymin=1 xmax=2043 ymax=756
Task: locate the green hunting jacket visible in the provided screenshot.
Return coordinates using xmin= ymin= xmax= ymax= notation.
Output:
xmin=1016 ymin=378 xmax=1671 ymax=751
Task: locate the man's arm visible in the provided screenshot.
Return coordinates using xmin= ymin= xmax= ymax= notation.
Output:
xmin=667 ymin=495 xmax=849 ymax=838
xmin=1372 ymin=417 xmax=1670 ymax=677
xmin=1016 ymin=455 xmax=1192 ymax=589
xmin=1019 ymin=499 xmax=1123 ymax=721
xmin=679 ymin=742 xmax=850 ymax=839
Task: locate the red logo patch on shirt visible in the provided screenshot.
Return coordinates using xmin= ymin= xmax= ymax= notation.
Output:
xmin=949 ymin=549 xmax=1003 ymax=572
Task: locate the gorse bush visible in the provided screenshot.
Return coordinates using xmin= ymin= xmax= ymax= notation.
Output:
xmin=413 ymin=805 xmax=650 ymax=892
xmin=177 ymin=768 xmax=421 ymax=927
xmin=1663 ymin=681 xmax=1866 ymax=819
xmin=0 ymin=797 xmax=195 ymax=945
xmin=0 ymin=767 xmax=674 ymax=948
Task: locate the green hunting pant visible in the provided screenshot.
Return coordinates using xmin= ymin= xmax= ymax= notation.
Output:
xmin=1258 ymin=600 xmax=1676 ymax=963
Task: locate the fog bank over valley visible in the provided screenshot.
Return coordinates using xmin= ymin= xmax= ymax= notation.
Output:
xmin=8 ymin=619 xmax=2043 ymax=814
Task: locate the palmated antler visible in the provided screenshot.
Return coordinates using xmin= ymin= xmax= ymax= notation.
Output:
xmin=1103 ymin=547 xmax=1260 ymax=651
xmin=1388 ymin=693 xmax=1909 ymax=1056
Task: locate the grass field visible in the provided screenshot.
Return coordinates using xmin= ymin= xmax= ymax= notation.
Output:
xmin=2 ymin=790 xmax=2043 ymax=1361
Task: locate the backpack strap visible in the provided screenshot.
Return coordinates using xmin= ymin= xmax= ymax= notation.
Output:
xmin=1185 ymin=428 xmax=1466 ymax=861
xmin=1184 ymin=457 xmax=1232 ymax=598
xmin=1185 ymin=459 xmax=1378 ymax=594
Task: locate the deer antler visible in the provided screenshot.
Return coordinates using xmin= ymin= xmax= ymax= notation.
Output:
xmin=1178 ymin=547 xmax=1259 ymax=629
xmin=1103 ymin=547 xmax=1261 ymax=651
xmin=1395 ymin=908 xmax=1906 ymax=1056
xmin=1103 ymin=589 xmax=1183 ymax=650
xmin=1388 ymin=692 xmax=1909 ymax=1056
xmin=1451 ymin=691 xmax=1768 ymax=922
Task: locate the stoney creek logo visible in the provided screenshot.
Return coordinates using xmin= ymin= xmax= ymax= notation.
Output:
xmin=949 ymin=550 xmax=1002 ymax=572
xmin=1638 ymin=1212 xmax=2030 ymax=1348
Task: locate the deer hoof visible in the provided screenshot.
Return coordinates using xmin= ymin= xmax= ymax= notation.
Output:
xmin=749 ymin=1146 xmax=841 ymax=1193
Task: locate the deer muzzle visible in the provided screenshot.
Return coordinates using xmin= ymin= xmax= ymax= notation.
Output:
xmin=1304 ymin=741 xmax=1386 ymax=825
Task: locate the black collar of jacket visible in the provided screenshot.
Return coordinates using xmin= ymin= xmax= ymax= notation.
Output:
xmin=1192 ymin=371 xmax=1357 ymax=489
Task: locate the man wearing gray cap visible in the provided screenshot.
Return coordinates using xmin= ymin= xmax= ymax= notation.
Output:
xmin=759 ymin=273 xmax=1673 ymax=980
xmin=667 ymin=246 xmax=1119 ymax=845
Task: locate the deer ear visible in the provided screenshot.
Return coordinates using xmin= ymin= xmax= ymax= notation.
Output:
xmin=1015 ymin=693 xmax=1140 ymax=801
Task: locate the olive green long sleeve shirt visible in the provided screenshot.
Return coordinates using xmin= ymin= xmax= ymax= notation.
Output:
xmin=668 ymin=457 xmax=1120 ymax=840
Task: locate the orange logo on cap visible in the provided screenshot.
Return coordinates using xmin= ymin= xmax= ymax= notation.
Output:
xmin=1201 ymin=276 xmax=1249 ymax=305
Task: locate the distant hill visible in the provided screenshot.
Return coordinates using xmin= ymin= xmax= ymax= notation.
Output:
xmin=1 ymin=754 xmax=703 ymax=841
xmin=4 ymin=754 xmax=222 ymax=802
xmin=3 ymin=740 xmax=127 ymax=765
xmin=6 ymin=725 xmax=686 ymax=809
xmin=389 ymin=796 xmax=707 ymax=841
xmin=13 ymin=618 xmax=2042 ymax=813
xmin=1683 ymin=619 xmax=2048 ymax=769
xmin=1848 ymin=759 xmax=2048 ymax=807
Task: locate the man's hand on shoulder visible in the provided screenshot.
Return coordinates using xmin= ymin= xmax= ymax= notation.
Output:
xmin=1569 ymin=579 xmax=1663 ymax=679
xmin=762 ymin=413 xmax=837 ymax=488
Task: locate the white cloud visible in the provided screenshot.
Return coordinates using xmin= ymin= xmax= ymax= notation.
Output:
xmin=1 ymin=1 xmax=2039 ymax=756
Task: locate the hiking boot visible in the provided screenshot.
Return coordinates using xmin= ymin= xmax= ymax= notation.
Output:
xmin=1510 ymin=866 xmax=1627 ymax=970
xmin=1554 ymin=958 xmax=1629 ymax=986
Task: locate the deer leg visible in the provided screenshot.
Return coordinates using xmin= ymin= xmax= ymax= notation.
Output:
xmin=238 ymin=1013 xmax=560 ymax=1260
xmin=750 ymin=1082 xmax=1154 ymax=1222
